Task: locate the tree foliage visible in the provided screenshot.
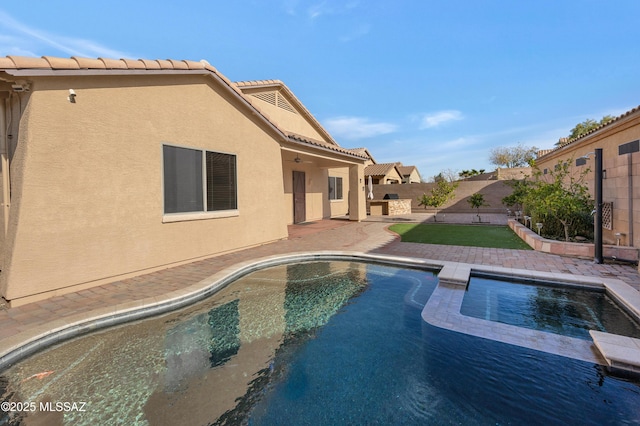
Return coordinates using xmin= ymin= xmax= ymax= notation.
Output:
xmin=459 ymin=169 xmax=486 ymax=179
xmin=430 ymin=168 xmax=459 ymax=183
xmin=418 ymin=179 xmax=459 ymax=221
xmin=489 ymin=144 xmax=538 ymax=168
xmin=467 ymin=193 xmax=489 ymax=221
xmin=503 ymin=160 xmax=594 ymax=241
xmin=556 ymin=115 xmax=615 ymax=146
xmin=501 ymin=179 xmax=530 ymax=213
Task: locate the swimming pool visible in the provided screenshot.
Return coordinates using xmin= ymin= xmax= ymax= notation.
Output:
xmin=1 ymin=260 xmax=639 ymax=425
xmin=461 ymin=275 xmax=640 ymax=340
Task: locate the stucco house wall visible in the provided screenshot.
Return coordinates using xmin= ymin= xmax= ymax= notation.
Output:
xmin=1 ymin=72 xmax=289 ymax=305
xmin=402 ymin=168 xmax=422 ymax=184
xmin=242 ymin=92 xmax=326 ymax=142
xmin=535 ymin=106 xmax=640 ymax=247
xmin=235 ymin=81 xmax=354 ymax=221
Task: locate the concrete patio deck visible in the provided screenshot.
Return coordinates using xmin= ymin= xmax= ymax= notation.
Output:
xmin=1 ymin=213 xmax=639 ymax=366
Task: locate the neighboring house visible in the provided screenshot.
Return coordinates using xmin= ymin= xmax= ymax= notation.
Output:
xmin=364 ymin=163 xmax=403 ymax=184
xmin=535 ymin=105 xmax=640 ymax=248
xmin=395 ymin=163 xmax=422 ymax=183
xmin=0 ymin=55 xmax=367 ymax=306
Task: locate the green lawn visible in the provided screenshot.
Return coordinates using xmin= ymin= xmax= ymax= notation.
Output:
xmin=389 ymin=223 xmax=532 ymax=250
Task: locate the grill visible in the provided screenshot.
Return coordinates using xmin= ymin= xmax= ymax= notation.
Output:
xmin=383 ymin=194 xmax=399 ymax=200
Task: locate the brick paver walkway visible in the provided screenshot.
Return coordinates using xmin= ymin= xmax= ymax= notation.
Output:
xmin=1 ymin=213 xmax=639 ymax=353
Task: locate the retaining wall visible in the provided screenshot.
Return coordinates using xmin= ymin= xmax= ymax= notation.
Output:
xmin=508 ymin=219 xmax=639 ymax=263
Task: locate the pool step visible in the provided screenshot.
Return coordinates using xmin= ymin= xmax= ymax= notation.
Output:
xmin=590 ymin=330 xmax=640 ymax=373
xmin=437 ymin=263 xmax=470 ymax=286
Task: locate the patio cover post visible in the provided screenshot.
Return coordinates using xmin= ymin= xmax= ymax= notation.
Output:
xmin=349 ymin=163 xmax=366 ymax=221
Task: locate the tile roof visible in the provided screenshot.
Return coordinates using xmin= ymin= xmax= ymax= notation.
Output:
xmin=0 ymin=55 xmax=210 ymax=71
xmin=0 ymin=55 xmax=368 ymax=162
xmin=287 ymin=133 xmax=368 ymax=158
xmin=348 ymin=147 xmax=375 ymax=162
xmin=538 ymin=105 xmax=640 ymax=159
xmin=365 ymin=163 xmax=400 ymax=176
xmin=396 ymin=165 xmax=417 ymax=175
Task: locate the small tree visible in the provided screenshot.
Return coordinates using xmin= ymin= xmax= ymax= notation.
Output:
xmin=502 ymin=179 xmax=531 ymax=216
xmin=430 ymin=168 xmax=459 ymax=183
xmin=525 ymin=160 xmax=593 ymax=241
xmin=418 ymin=179 xmax=459 ymax=222
xmin=467 ymin=193 xmax=489 ymax=222
xmin=489 ymin=143 xmax=538 ymax=168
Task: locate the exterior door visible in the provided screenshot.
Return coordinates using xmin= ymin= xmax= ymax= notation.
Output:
xmin=293 ymin=171 xmax=306 ymax=224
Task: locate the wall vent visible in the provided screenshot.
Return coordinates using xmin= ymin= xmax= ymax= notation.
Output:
xmin=251 ymin=91 xmax=298 ymax=114
xmin=276 ymin=94 xmax=296 ymax=113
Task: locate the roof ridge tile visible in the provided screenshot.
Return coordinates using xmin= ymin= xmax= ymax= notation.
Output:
xmin=98 ymin=57 xmax=127 ymax=69
xmin=0 ymin=57 xmax=16 ymax=69
xmin=168 ymin=59 xmax=189 ymax=70
xmin=139 ymin=59 xmax=161 ymax=69
xmin=155 ymin=59 xmax=173 ymax=69
xmin=72 ymin=57 xmax=106 ymax=69
xmin=42 ymin=56 xmax=80 ymax=69
xmin=6 ymin=56 xmax=50 ymax=69
xmin=121 ymin=58 xmax=146 ymax=69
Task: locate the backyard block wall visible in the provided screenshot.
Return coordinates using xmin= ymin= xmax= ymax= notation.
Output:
xmin=371 ymin=180 xmax=515 ymax=214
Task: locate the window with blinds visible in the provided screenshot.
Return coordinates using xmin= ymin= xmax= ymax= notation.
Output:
xmin=206 ymin=151 xmax=237 ymax=211
xmin=328 ymin=176 xmax=343 ymax=200
xmin=163 ymin=145 xmax=237 ymax=214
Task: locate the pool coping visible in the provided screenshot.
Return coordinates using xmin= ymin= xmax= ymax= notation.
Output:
xmin=433 ymin=260 xmax=640 ymax=367
xmin=1 ymin=251 xmax=639 ymax=371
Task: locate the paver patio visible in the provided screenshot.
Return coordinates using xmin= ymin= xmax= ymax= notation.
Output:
xmin=1 ymin=213 xmax=639 ymax=354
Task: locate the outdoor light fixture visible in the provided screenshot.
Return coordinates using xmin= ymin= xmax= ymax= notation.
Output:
xmin=536 ymin=223 xmax=543 ymax=235
xmin=68 ymin=89 xmax=76 ymax=103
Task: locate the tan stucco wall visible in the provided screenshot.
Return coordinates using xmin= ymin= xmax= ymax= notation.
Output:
xmin=246 ymin=95 xmax=326 ymax=142
xmin=328 ymin=167 xmax=350 ymax=217
xmin=535 ymin=112 xmax=640 ymax=247
xmin=404 ymin=169 xmax=422 ymax=183
xmin=1 ymin=74 xmax=289 ymax=304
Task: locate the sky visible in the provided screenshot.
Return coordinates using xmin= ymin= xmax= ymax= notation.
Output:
xmin=1 ymin=1 xmax=640 ymax=180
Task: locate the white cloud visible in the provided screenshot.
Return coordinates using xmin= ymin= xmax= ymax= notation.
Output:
xmin=0 ymin=10 xmax=129 ymax=58
xmin=324 ymin=116 xmax=397 ymax=140
xmin=306 ymin=1 xmax=361 ymax=20
xmin=308 ymin=2 xmax=330 ymax=19
xmin=419 ymin=110 xmax=464 ymax=129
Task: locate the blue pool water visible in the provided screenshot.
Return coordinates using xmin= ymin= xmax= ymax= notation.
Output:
xmin=1 ymin=261 xmax=639 ymax=425
xmin=460 ymin=276 xmax=640 ymax=340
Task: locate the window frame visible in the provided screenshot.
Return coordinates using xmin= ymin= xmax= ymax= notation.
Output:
xmin=162 ymin=143 xmax=239 ymax=223
xmin=328 ymin=176 xmax=344 ymax=201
